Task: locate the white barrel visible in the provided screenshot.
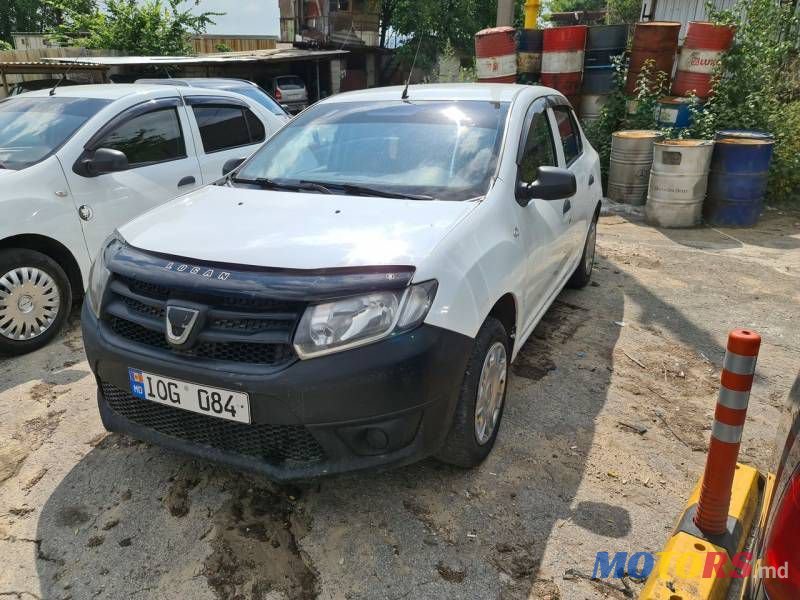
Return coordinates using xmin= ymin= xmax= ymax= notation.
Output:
xmin=646 ymin=139 xmax=715 ymax=228
xmin=579 ymin=94 xmax=609 ymax=122
xmin=607 ymin=130 xmax=663 ymax=205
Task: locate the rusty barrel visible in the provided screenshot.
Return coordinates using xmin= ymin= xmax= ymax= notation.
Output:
xmin=518 ymin=29 xmax=543 ymax=80
xmin=475 ymin=26 xmax=518 ymax=83
xmin=541 ymin=25 xmax=588 ymax=107
xmin=645 ymin=139 xmax=714 ymax=228
xmin=608 ymin=130 xmax=663 ymax=205
xmin=625 ymin=21 xmax=680 ymax=95
xmin=672 ymin=21 xmax=735 ymax=99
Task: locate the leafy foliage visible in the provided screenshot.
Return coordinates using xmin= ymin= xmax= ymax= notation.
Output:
xmin=0 ymin=40 xmax=12 ymax=51
xmin=548 ymin=0 xmax=605 ymax=13
xmin=0 ymin=0 xmax=94 ymax=46
xmin=47 ymin=0 xmax=221 ymax=55
xmin=606 ymin=0 xmax=641 ymax=25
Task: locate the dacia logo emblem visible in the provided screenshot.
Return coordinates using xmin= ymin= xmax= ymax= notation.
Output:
xmin=165 ymin=306 xmax=200 ymax=346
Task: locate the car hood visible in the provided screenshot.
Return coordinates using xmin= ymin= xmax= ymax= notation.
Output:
xmin=119 ymin=185 xmax=479 ymax=270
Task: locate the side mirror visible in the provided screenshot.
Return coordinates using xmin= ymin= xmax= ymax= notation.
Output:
xmin=83 ymin=148 xmax=129 ymax=176
xmin=222 ymin=157 xmax=246 ymax=176
xmin=516 ymin=166 xmax=577 ymax=206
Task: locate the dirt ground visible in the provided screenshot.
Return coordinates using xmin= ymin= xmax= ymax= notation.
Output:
xmin=1 ymin=206 xmax=798 ymax=600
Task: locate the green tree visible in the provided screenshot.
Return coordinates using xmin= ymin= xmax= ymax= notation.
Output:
xmin=48 ymin=0 xmax=221 ymax=55
xmin=379 ymin=0 xmax=496 ymax=53
xmin=1 ymin=0 xmax=93 ymax=46
xmin=606 ymin=0 xmax=641 ymax=24
xmin=548 ymin=0 xmax=605 ymax=13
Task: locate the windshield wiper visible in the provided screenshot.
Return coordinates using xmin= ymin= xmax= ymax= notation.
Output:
xmin=300 ymin=180 xmax=434 ymax=201
xmin=231 ymin=177 xmax=333 ymax=194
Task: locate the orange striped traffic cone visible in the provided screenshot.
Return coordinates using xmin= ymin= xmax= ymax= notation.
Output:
xmin=694 ymin=328 xmax=762 ymax=535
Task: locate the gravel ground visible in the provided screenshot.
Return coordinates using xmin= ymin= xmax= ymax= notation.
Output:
xmin=1 ymin=207 xmax=798 ymax=600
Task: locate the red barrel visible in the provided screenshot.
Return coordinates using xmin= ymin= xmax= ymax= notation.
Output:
xmin=475 ymin=26 xmax=517 ymax=83
xmin=541 ymin=25 xmax=588 ymax=108
xmin=672 ymin=21 xmax=735 ymax=98
xmin=625 ymin=21 xmax=680 ymax=95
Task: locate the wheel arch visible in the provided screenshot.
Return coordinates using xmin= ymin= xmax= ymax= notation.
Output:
xmin=0 ymin=234 xmax=84 ymax=301
xmin=488 ymin=292 xmax=518 ymax=353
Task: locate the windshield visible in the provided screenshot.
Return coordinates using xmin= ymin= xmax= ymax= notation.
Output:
xmin=0 ymin=97 xmax=110 ymax=170
xmin=236 ymin=100 xmax=510 ymax=201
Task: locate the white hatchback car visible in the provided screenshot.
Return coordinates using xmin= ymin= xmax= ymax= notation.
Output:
xmin=0 ymin=84 xmax=284 ymax=355
xmin=82 ymin=84 xmax=603 ymax=479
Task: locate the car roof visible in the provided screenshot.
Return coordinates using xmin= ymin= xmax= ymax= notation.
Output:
xmin=136 ymin=78 xmax=256 ymax=90
xmin=322 ymin=83 xmax=555 ymax=104
xmin=15 ymin=83 xmax=257 ymax=102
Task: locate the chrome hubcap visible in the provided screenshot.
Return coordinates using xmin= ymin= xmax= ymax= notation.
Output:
xmin=0 ymin=267 xmax=61 ymax=341
xmin=475 ymin=341 xmax=508 ymax=445
xmin=585 ymin=221 xmax=597 ymax=275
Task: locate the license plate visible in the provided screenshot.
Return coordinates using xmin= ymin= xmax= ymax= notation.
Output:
xmin=128 ymin=368 xmax=251 ymax=424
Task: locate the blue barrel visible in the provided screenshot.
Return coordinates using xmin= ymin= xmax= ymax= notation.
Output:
xmin=656 ymin=96 xmax=699 ymax=128
xmin=582 ymin=66 xmax=616 ymax=94
xmin=584 ymin=24 xmax=628 ymax=67
xmin=704 ymin=130 xmax=775 ymax=227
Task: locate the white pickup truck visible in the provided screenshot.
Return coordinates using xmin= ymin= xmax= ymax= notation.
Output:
xmin=82 ymin=84 xmax=602 ymax=479
xmin=0 ymin=84 xmax=282 ymax=355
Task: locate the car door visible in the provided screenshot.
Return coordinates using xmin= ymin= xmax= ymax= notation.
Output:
xmin=550 ymin=103 xmax=595 ymax=272
xmin=515 ymin=97 xmax=572 ymax=336
xmin=183 ymin=96 xmax=268 ymax=182
xmin=64 ymin=98 xmax=203 ymax=257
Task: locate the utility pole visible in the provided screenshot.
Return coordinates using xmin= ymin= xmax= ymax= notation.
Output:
xmin=496 ymin=0 xmax=514 ymax=26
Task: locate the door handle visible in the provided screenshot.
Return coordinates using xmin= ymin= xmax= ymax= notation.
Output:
xmin=563 ymin=199 xmax=571 ymax=214
xmin=588 ymin=174 xmax=595 ymax=186
xmin=178 ymin=176 xmax=196 ymax=187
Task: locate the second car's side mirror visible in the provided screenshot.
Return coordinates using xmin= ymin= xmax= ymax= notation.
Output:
xmin=82 ymin=148 xmax=129 ymax=177
xmin=222 ymin=157 xmax=246 ymax=176
xmin=516 ymin=166 xmax=577 ymax=206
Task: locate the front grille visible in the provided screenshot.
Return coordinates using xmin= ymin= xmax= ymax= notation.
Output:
xmin=103 ymin=275 xmax=303 ymax=367
xmin=101 ymin=382 xmax=325 ymax=464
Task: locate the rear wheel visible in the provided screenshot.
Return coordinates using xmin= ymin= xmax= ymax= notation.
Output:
xmin=0 ymin=249 xmax=72 ymax=356
xmin=567 ymin=213 xmax=598 ymax=289
xmin=436 ymin=317 xmax=509 ymax=468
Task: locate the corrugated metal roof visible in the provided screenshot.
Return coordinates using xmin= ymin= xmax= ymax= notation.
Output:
xmin=42 ymin=47 xmax=348 ymax=67
xmin=0 ymin=61 xmax=109 ymax=74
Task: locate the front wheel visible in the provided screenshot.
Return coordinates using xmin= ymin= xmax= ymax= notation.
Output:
xmin=0 ymin=249 xmax=72 ymax=356
xmin=436 ymin=317 xmax=510 ymax=468
xmin=567 ymin=214 xmax=598 ymax=289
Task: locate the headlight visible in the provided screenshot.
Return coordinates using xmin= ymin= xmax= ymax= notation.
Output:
xmin=293 ymin=280 xmax=437 ymax=359
xmin=87 ymin=231 xmax=123 ymax=318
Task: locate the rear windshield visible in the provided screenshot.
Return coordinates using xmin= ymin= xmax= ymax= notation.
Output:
xmin=0 ymin=97 xmax=110 ymax=170
xmin=236 ymin=100 xmax=510 ymax=201
xmin=275 ymin=76 xmax=305 ymax=90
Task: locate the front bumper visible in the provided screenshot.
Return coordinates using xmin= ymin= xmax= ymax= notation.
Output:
xmin=82 ymin=301 xmax=473 ymax=480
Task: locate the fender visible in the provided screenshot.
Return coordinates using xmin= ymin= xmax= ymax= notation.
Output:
xmin=0 ymin=156 xmax=92 ymax=286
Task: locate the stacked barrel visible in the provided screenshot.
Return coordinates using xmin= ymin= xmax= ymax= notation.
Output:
xmin=475 ymin=26 xmax=518 ymax=83
xmin=626 ymin=22 xmax=681 ymax=95
xmin=580 ymin=24 xmax=628 ymax=122
xmin=673 ymin=21 xmax=735 ymax=99
xmin=517 ymin=29 xmax=544 ymax=83
xmin=541 ymin=25 xmax=588 ymax=108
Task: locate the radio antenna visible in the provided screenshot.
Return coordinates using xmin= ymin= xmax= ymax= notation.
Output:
xmin=51 ymin=47 xmax=86 ymax=96
xmin=401 ymin=35 xmax=424 ymax=101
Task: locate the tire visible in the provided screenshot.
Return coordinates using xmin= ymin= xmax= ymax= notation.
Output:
xmin=0 ymin=249 xmax=73 ymax=356
xmin=567 ymin=212 xmax=598 ymax=289
xmin=436 ymin=317 xmax=510 ymax=468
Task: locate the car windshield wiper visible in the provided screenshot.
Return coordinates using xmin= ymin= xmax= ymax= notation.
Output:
xmin=231 ymin=177 xmax=333 ymax=194
xmin=300 ymin=180 xmax=434 ymax=201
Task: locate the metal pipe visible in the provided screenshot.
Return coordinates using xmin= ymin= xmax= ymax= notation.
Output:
xmin=524 ymin=0 xmax=541 ymax=28
xmin=496 ymin=0 xmax=514 ymax=27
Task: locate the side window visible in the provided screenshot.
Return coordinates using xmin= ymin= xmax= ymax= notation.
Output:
xmin=192 ymin=105 xmax=265 ymax=153
xmin=553 ymin=106 xmax=582 ymax=165
xmin=244 ymin=108 xmax=266 ymax=144
xmin=96 ymin=108 xmax=185 ymax=167
xmin=519 ymin=109 xmax=557 ymax=183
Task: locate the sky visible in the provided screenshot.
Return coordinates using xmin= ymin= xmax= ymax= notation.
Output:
xmin=119 ymin=0 xmax=281 ymax=37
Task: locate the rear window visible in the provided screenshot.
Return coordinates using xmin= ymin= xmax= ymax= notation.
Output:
xmin=275 ymin=77 xmax=305 ymax=90
xmin=553 ymin=106 xmax=582 ymax=165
